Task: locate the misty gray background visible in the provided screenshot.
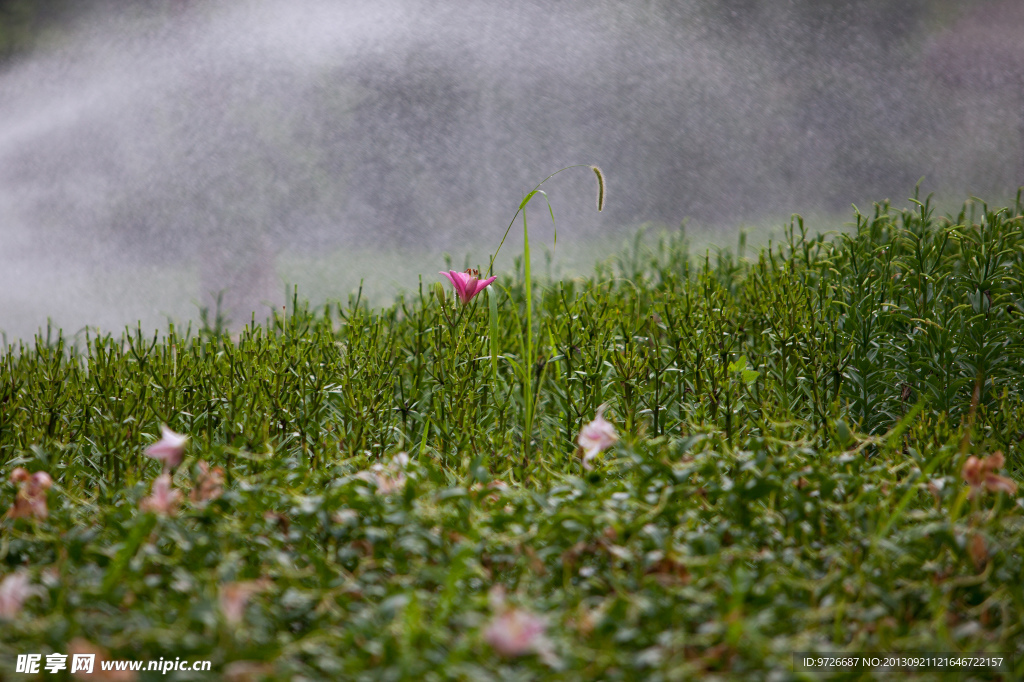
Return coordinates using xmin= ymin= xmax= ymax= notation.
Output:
xmin=1 ymin=0 xmax=1022 ymax=341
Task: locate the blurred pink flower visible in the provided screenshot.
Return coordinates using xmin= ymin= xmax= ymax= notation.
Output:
xmin=357 ymin=452 xmax=409 ymax=495
xmin=962 ymin=451 xmax=1018 ymax=496
xmin=578 ymin=405 xmax=618 ymax=470
xmin=439 ymin=269 xmax=497 ymax=304
xmin=190 ymin=461 xmax=224 ymax=505
xmin=219 ymin=579 xmax=271 ymax=626
xmin=484 ymin=608 xmax=547 ymax=657
xmin=369 ymin=465 xmax=406 ymax=495
xmin=470 ymin=480 xmax=509 ymax=506
xmin=483 ymin=588 xmax=556 ymax=663
xmin=0 ymin=571 xmax=35 ymax=619
xmin=7 ymin=468 xmax=53 ymax=520
xmin=139 ymin=474 xmax=182 ymax=516
xmin=144 ymin=425 xmax=188 ymax=471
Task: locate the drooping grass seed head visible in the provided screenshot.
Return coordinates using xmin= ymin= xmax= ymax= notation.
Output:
xmin=591 ymin=165 xmax=605 ymax=212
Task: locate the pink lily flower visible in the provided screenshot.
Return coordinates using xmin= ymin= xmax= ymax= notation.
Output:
xmin=0 ymin=571 xmax=36 ymax=619
xmin=144 ymin=425 xmax=188 ymax=471
xmin=578 ymin=404 xmax=618 ymax=470
xmin=439 ymin=268 xmax=497 ymax=304
xmin=139 ymin=474 xmax=182 ymax=516
xmin=7 ymin=468 xmax=53 ymax=520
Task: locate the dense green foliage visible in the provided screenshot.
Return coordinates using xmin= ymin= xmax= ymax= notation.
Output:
xmin=2 ymin=194 xmax=1023 ymax=679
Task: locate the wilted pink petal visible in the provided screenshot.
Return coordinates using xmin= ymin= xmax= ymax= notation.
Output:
xmin=578 ymin=405 xmax=618 ymax=470
xmin=7 ymin=496 xmax=34 ymax=520
xmin=219 ymin=579 xmax=271 ymax=626
xmin=6 ymin=469 xmax=53 ymax=520
xmin=144 ymin=425 xmax=188 ymax=470
xmin=962 ymin=456 xmax=984 ymax=488
xmin=984 ymin=473 xmax=1018 ymax=495
xmin=969 ymin=533 xmax=988 ymax=570
xmin=190 ymin=461 xmax=225 ymax=505
xmin=988 ymin=451 xmax=1006 ymax=469
xmin=440 ymin=269 xmax=497 ymax=304
xmin=0 ymin=571 xmax=35 ymax=619
xmin=139 ymin=474 xmax=182 ymax=516
xmin=27 ymin=495 xmax=49 ymax=520
xmin=27 ymin=472 xmax=53 ymax=519
xmin=962 ymin=451 xmax=1018 ymax=496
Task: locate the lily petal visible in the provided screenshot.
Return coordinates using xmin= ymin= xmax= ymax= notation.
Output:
xmin=144 ymin=425 xmax=188 ymax=470
xmin=470 ymin=275 xmax=497 ymax=300
xmin=439 ymin=271 xmax=465 ymax=302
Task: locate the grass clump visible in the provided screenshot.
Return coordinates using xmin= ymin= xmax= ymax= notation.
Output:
xmin=1 ymin=189 xmax=1023 ymax=680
